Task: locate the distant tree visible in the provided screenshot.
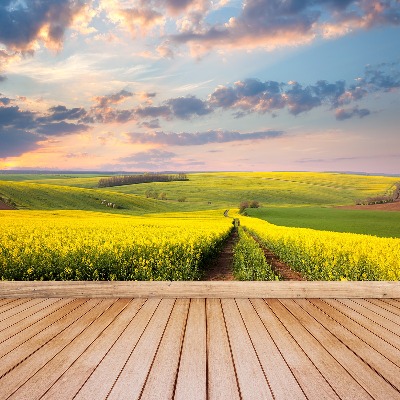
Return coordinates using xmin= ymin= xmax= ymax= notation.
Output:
xmin=98 ymin=173 xmax=188 ymax=188
xmin=239 ymin=200 xmax=260 ymax=213
xmin=249 ymin=200 xmax=260 ymax=209
xmin=239 ymin=201 xmax=250 ymax=213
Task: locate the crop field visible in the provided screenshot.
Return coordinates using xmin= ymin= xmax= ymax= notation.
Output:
xmin=0 ymin=210 xmax=232 ymax=281
xmin=0 ymin=171 xmax=399 ymax=281
xmin=245 ymin=206 xmax=400 ymax=238
xmin=241 ymin=216 xmax=400 ymax=280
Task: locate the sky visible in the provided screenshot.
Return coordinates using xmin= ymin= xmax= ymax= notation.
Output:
xmin=0 ymin=0 xmax=399 ymax=173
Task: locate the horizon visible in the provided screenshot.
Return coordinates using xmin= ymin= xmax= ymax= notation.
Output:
xmin=0 ymin=0 xmax=399 ymax=174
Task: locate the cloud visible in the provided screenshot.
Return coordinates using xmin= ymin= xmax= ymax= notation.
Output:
xmin=138 ymin=119 xmax=161 ymax=129
xmin=0 ymin=95 xmax=11 ymax=106
xmin=166 ymin=95 xmax=212 ymax=119
xmin=0 ymin=105 xmax=36 ymax=130
xmin=207 ymin=63 xmax=400 ymax=119
xmin=93 ymin=90 xmax=134 ymax=109
xmin=335 ymin=106 xmax=371 ymax=120
xmin=135 ymin=105 xmax=172 ymax=119
xmin=39 ymin=105 xmax=87 ymax=122
xmin=36 ymin=121 xmax=90 ymax=136
xmin=364 ymin=62 xmax=400 ymax=91
xmin=0 ymin=127 xmax=44 ymax=158
xmin=0 ymin=103 xmax=90 ymax=157
xmin=127 ymin=129 xmax=284 ymax=146
xmin=170 ymin=0 xmax=400 ymax=56
xmin=100 ymin=1 xmax=165 ymax=37
xmin=0 ymin=0 xmax=90 ymax=52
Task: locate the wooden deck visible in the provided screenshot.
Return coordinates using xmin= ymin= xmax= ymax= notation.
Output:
xmin=0 ymin=282 xmax=400 ymax=399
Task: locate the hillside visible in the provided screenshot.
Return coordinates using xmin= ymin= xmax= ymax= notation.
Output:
xmin=0 ymin=181 xmax=173 ymax=215
xmin=0 ymin=172 xmax=399 ymax=238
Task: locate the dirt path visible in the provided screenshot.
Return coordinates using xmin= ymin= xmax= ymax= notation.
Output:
xmin=336 ymin=200 xmax=400 ymax=211
xmin=249 ymin=233 xmax=306 ymax=281
xmin=0 ymin=201 xmax=15 ymax=210
xmin=202 ymin=229 xmax=238 ymax=281
xmin=203 ymin=227 xmax=305 ymax=281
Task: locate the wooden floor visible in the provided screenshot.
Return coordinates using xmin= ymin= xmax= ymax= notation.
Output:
xmin=0 ymin=283 xmax=400 ymax=399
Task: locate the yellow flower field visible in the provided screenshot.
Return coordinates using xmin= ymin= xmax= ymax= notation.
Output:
xmin=241 ymin=216 xmax=400 ymax=280
xmin=0 ymin=210 xmax=232 ymax=281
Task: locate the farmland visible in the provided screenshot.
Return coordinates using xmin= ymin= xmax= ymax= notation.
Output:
xmin=0 ymin=171 xmax=399 ymax=281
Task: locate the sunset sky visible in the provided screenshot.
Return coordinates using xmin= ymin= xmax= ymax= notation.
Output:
xmin=0 ymin=0 xmax=399 ymax=173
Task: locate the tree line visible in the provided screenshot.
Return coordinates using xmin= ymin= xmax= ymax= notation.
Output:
xmin=98 ymin=173 xmax=188 ymax=188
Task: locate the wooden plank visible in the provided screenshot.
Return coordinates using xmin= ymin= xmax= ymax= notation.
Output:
xmin=0 ymin=281 xmax=399 ymax=298
xmin=11 ymin=299 xmax=130 ymax=399
xmin=0 ymin=299 xmax=113 ymax=399
xmin=289 ymin=299 xmax=400 ymax=397
xmin=140 ymin=299 xmax=190 ymax=399
xmin=307 ymin=299 xmax=400 ymax=382
xmin=236 ymin=298 xmax=306 ymax=399
xmin=0 ymin=299 xmax=75 ymax=358
xmin=174 ymin=298 xmax=207 ymax=400
xmin=0 ymin=298 xmax=71 ymax=342
xmin=0 ymin=298 xmax=59 ymax=331
xmin=357 ymin=299 xmax=400 ymax=324
xmin=382 ymin=299 xmax=400 ymax=309
xmin=0 ymin=298 xmax=17 ymax=308
xmin=0 ymin=299 xmax=33 ymax=316
xmin=368 ymin=298 xmax=400 ymax=321
xmin=346 ymin=299 xmax=400 ymax=334
xmin=107 ymin=299 xmax=175 ymax=400
xmin=265 ymin=299 xmax=368 ymax=400
xmin=0 ymin=299 xmax=93 ymax=377
xmin=336 ymin=299 xmax=400 ymax=350
xmin=206 ymin=298 xmax=240 ymax=400
xmin=323 ymin=299 xmax=400 ymax=356
xmin=74 ymin=298 xmax=161 ymax=399
xmin=0 ymin=299 xmax=47 ymax=323
xmin=41 ymin=299 xmax=146 ymax=400
xmin=253 ymin=299 xmax=335 ymax=400
xmin=221 ymin=298 xmax=273 ymax=400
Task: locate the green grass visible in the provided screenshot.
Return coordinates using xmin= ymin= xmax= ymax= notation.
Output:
xmin=0 ymin=181 xmax=173 ymax=215
xmin=93 ymin=172 xmax=400 ymax=209
xmin=245 ymin=206 xmax=400 ymax=238
xmin=0 ymin=172 xmax=399 ymax=238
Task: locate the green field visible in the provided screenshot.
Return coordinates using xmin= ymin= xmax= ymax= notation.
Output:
xmin=245 ymin=206 xmax=400 ymax=238
xmin=0 ymin=171 xmax=399 ymax=237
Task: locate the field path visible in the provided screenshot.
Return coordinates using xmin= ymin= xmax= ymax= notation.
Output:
xmin=203 ymin=229 xmax=237 ymax=281
xmin=248 ymin=232 xmax=306 ymax=281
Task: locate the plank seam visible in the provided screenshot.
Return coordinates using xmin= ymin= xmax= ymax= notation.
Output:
xmin=0 ymin=299 xmax=76 ymax=349
xmin=364 ymin=299 xmax=400 ymax=324
xmin=331 ymin=299 xmax=400 ymax=352
xmin=249 ymin=299 xmax=307 ymax=400
xmin=0 ymin=301 xmax=100 ymax=384
xmin=0 ymin=299 xmax=48 ymax=323
xmin=220 ymin=298 xmax=242 ymax=400
xmin=42 ymin=299 xmax=135 ymax=399
xmin=350 ymin=299 xmax=400 ymax=334
xmin=72 ymin=299 xmax=147 ymax=399
xmin=138 ymin=299 xmax=177 ymax=399
xmin=104 ymin=299 xmax=162 ymax=399
xmin=235 ymin=299 xmax=275 ymax=400
xmin=0 ymin=299 xmax=57 ymax=332
xmin=265 ymin=299 xmax=341 ymax=399
xmin=171 ymin=299 xmax=191 ymax=400
xmin=303 ymin=299 xmax=400 ymax=394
